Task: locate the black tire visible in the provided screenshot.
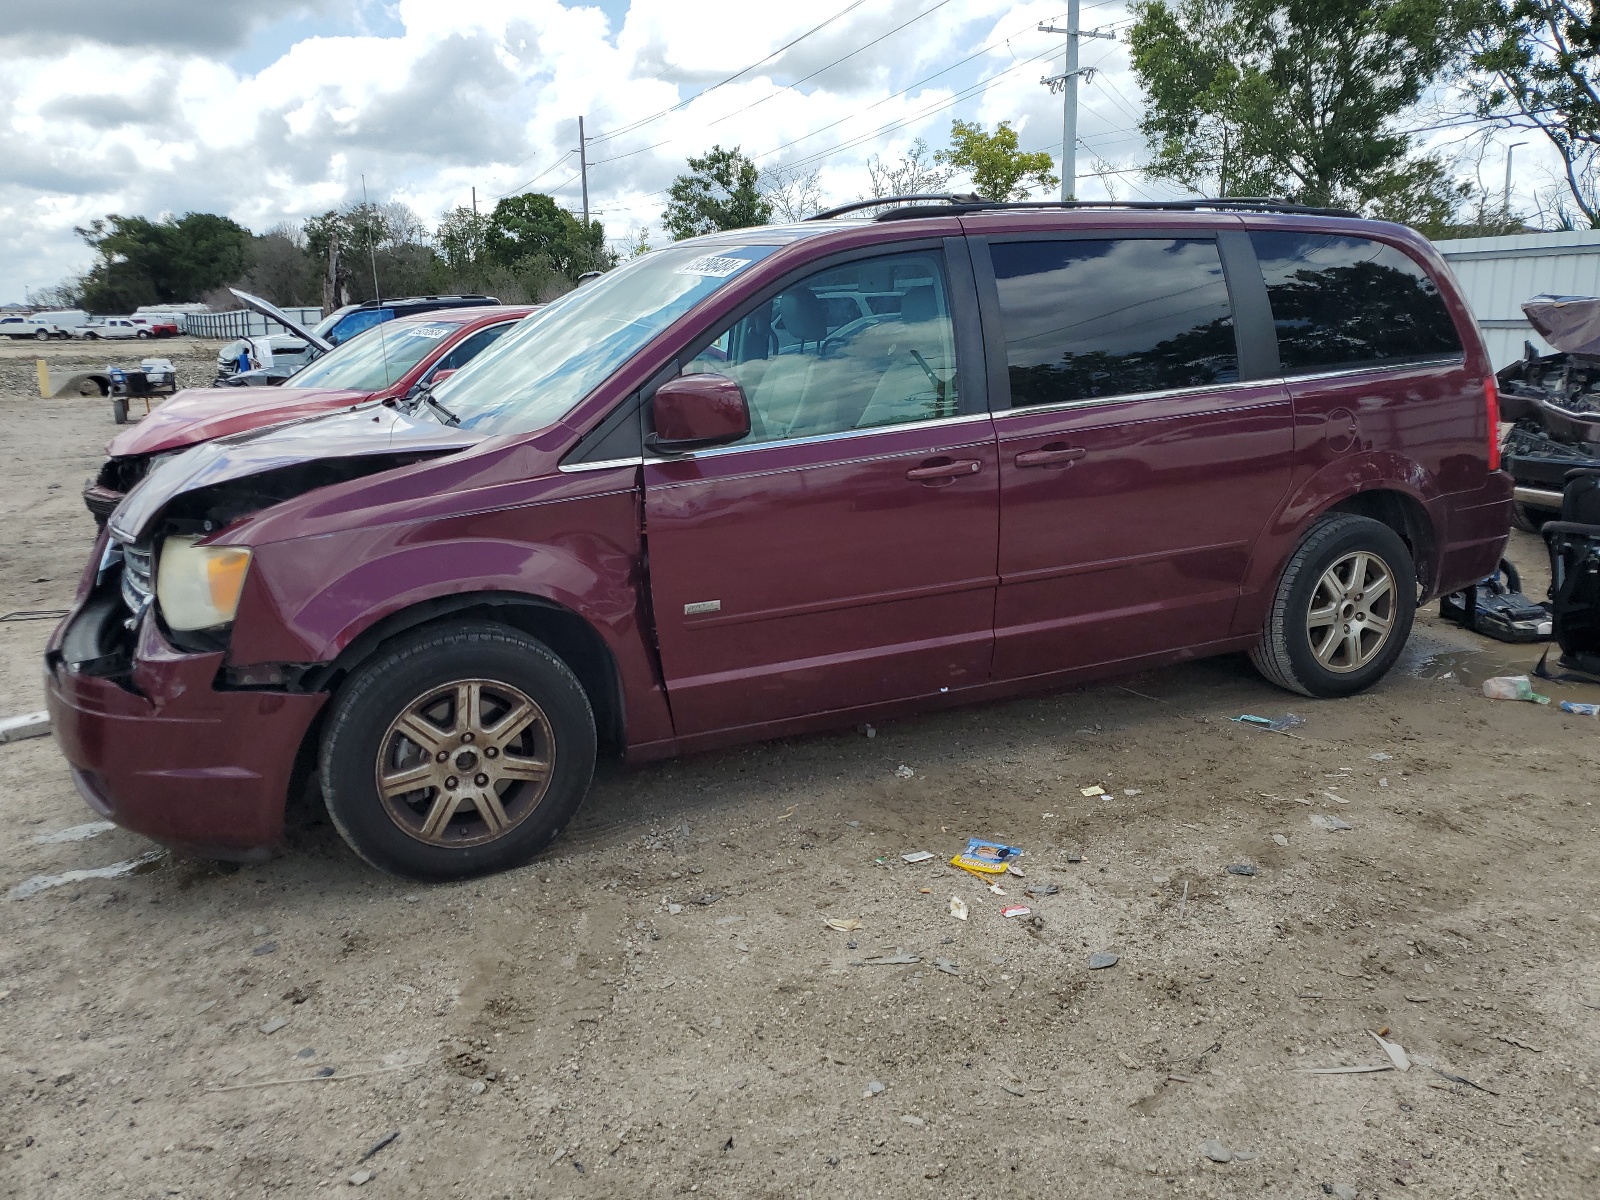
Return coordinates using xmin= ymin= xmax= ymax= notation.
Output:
xmin=1511 ymin=501 xmax=1553 ymax=534
xmin=136 ymin=329 xmax=151 ymax=338
xmin=1249 ymin=513 xmax=1417 ymax=698
xmin=82 ymin=331 xmax=98 ymax=340
xmin=34 ymin=328 xmax=48 ymax=341
xmin=111 ymin=397 xmax=128 ymax=424
xmin=319 ymin=621 xmax=596 ymax=880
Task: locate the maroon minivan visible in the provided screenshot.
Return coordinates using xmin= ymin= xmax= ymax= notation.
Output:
xmin=45 ymin=198 xmax=1512 ymax=879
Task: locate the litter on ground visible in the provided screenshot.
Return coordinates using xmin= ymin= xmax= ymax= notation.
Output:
xmin=1481 ymin=675 xmax=1551 ymax=703
xmin=950 ymin=838 xmax=1023 ymax=877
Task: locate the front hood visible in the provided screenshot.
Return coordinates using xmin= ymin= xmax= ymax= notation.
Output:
xmin=230 ymin=288 xmax=333 ymax=353
xmin=109 ymin=405 xmax=483 ymax=544
xmin=106 ymin=386 xmax=373 ymax=458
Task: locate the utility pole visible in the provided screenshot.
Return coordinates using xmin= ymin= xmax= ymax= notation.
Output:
xmin=360 ymin=173 xmax=381 ymax=304
xmin=578 ymin=116 xmax=590 ymax=227
xmin=1040 ymin=3 xmax=1115 ymax=202
xmin=471 ymin=186 xmax=478 ymax=217
xmin=1503 ymin=141 xmax=1528 ymax=214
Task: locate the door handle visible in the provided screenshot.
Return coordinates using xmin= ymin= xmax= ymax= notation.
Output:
xmin=906 ymin=458 xmax=983 ymax=482
xmin=1014 ymin=444 xmax=1086 ymax=469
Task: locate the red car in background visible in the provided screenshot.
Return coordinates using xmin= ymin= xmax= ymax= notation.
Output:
xmin=83 ymin=305 xmax=535 ymax=522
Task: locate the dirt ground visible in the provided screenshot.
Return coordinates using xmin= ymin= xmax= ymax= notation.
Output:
xmin=2 ymin=340 xmax=1598 ymax=1199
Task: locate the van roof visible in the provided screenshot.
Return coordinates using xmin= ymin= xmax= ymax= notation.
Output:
xmin=805 ymin=194 xmax=1359 ymax=222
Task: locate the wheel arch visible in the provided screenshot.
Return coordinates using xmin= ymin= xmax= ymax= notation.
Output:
xmin=1321 ymin=487 xmax=1437 ymax=593
xmin=1237 ymin=464 xmax=1443 ymax=637
xmin=303 ymin=591 xmax=627 ymax=755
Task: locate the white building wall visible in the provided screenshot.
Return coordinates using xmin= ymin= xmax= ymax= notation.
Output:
xmin=1432 ymin=230 xmax=1600 ymax=368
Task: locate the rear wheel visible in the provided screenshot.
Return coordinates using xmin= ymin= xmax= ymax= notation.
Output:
xmin=34 ymin=328 xmax=48 ymax=341
xmin=81 ymin=331 xmax=97 ymax=340
xmin=1249 ymin=513 xmax=1417 ymax=698
xmin=319 ymin=622 xmax=596 ymax=880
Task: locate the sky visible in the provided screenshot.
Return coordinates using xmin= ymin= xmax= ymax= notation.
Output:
xmin=0 ymin=0 xmax=1555 ymax=304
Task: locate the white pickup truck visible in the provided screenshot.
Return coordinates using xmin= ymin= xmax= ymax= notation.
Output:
xmin=74 ymin=317 xmax=147 ymax=340
xmin=0 ymin=315 xmax=55 ymax=340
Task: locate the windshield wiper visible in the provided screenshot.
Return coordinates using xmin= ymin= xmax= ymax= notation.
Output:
xmin=409 ymin=383 xmax=460 ymax=427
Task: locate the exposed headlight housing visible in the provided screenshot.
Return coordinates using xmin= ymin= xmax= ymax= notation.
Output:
xmin=156 ymin=535 xmax=252 ymax=631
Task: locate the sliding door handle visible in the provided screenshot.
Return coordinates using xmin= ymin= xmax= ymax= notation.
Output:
xmin=906 ymin=458 xmax=982 ymax=482
xmin=1015 ymin=445 xmax=1086 ymax=469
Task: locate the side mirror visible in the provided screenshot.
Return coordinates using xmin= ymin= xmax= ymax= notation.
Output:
xmin=647 ymin=374 xmax=750 ymax=454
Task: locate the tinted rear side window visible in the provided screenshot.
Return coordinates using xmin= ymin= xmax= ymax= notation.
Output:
xmin=990 ymin=238 xmax=1237 ymax=406
xmin=1249 ymin=232 xmax=1461 ymax=373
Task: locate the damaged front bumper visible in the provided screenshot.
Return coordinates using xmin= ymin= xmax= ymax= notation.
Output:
xmin=45 ymin=571 xmax=325 ymax=860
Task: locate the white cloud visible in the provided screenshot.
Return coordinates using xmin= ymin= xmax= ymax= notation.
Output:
xmin=0 ymin=0 xmax=1195 ymax=302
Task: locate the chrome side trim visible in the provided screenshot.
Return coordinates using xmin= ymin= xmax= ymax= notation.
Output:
xmin=991 ymin=378 xmax=1284 ymax=418
xmin=1278 ymin=356 xmax=1465 ymax=385
xmin=669 ymin=411 xmax=996 ymax=461
xmin=558 ymin=456 xmax=645 ymax=473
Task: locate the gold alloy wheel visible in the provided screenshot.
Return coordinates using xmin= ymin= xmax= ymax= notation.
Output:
xmin=375 ymin=679 xmax=554 ymax=847
xmin=1305 ymin=550 xmax=1397 ymax=673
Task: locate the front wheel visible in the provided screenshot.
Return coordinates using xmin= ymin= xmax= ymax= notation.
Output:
xmin=34 ymin=328 xmax=49 ymax=340
xmin=1249 ymin=513 xmax=1417 ymax=698
xmin=81 ymin=331 xmax=97 ymax=340
xmin=136 ymin=329 xmax=151 ymax=338
xmin=319 ymin=622 xmax=596 ymax=880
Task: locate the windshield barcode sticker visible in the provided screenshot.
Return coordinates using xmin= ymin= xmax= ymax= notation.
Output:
xmin=676 ymin=255 xmax=749 ymax=279
xmin=409 ymin=326 xmax=451 ymax=339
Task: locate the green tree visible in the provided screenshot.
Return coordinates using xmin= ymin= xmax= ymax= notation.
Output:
xmin=1466 ymin=0 xmax=1600 ymax=226
xmin=76 ymin=212 xmax=254 ymax=312
xmin=935 ymin=120 xmax=1059 ymax=201
xmin=485 ymin=193 xmax=610 ymax=277
xmin=1127 ymin=0 xmax=1470 ymax=209
xmin=436 ymin=206 xmax=492 ymax=274
xmin=663 ymin=146 xmax=773 ymax=240
xmin=305 ymin=201 xmax=443 ymax=304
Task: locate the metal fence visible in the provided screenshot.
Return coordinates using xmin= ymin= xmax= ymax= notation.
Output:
xmin=184 ymin=306 xmax=323 ymax=340
xmin=1434 ymin=230 xmax=1600 ymax=368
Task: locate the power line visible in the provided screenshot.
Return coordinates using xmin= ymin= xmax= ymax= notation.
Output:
xmin=591 ymin=3 xmax=1126 ymax=173
xmin=774 ymin=46 xmax=1061 ymax=174
xmin=493 ymin=150 xmax=577 ymax=200
xmin=588 ymin=0 xmax=872 ymax=147
xmin=590 ymin=0 xmax=962 ymax=169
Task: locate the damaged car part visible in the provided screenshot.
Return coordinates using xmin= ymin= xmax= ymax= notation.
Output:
xmin=1497 ymin=294 xmax=1600 ymax=529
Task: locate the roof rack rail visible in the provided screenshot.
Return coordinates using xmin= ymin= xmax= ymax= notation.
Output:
xmin=805 ymin=194 xmax=984 ymax=220
xmin=805 ymin=194 xmax=1359 ymax=222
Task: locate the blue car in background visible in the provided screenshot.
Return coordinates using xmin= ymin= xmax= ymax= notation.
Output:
xmin=217 ymin=291 xmax=503 ymax=386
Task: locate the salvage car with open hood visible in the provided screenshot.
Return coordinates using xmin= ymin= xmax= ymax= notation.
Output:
xmin=83 ymin=304 xmax=534 ymax=523
xmin=1498 ymin=294 xmax=1600 ymax=530
xmin=46 ymin=199 xmax=1510 ymax=878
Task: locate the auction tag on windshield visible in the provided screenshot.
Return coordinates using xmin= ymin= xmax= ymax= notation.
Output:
xmin=409 ymin=325 xmax=451 ymax=339
xmin=676 ymin=254 xmax=750 ymax=278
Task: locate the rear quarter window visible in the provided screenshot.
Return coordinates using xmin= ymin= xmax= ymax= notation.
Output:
xmin=989 ymin=237 xmax=1239 ymax=406
xmin=1249 ymin=231 xmax=1462 ymax=374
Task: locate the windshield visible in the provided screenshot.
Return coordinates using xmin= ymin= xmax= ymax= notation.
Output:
xmin=432 ymin=243 xmax=780 ymax=435
xmin=287 ymin=320 xmax=457 ymax=392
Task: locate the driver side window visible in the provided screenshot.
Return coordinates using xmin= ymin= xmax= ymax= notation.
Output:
xmin=684 ymin=251 xmax=959 ymax=447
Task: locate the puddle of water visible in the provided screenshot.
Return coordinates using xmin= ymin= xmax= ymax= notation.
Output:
xmin=9 ymin=850 xmax=165 ymax=900
xmin=1408 ymin=641 xmax=1600 ymax=707
xmin=31 ymin=820 xmax=116 ymax=845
